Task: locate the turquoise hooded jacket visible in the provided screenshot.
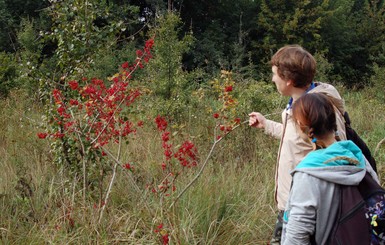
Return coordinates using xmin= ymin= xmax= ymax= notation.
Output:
xmin=281 ymin=140 xmax=378 ymax=245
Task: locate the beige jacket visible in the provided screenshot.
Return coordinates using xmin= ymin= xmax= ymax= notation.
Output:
xmin=264 ymin=82 xmax=347 ymax=210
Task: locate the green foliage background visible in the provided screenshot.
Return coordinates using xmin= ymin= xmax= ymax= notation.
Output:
xmin=0 ymin=0 xmax=385 ymax=244
xmin=1 ymin=0 xmax=385 ymax=95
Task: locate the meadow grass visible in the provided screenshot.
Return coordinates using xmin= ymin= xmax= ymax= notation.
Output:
xmin=341 ymin=86 xmax=385 ymax=180
xmin=0 ymin=86 xmax=384 ymax=244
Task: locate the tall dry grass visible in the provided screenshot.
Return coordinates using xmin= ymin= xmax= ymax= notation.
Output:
xmin=1 ymin=85 xmax=384 ymax=244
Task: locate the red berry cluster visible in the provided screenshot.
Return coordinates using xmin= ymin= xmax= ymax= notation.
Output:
xmin=154 ymin=223 xmax=169 ymax=245
xmin=155 ymin=115 xmax=198 ymax=169
xmin=211 ymin=71 xmax=241 ymax=141
xmin=153 ymin=115 xmax=198 ymax=195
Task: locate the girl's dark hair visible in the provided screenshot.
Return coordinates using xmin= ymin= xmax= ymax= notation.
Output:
xmin=270 ymin=45 xmax=316 ymax=88
xmin=292 ymin=93 xmax=337 ymax=138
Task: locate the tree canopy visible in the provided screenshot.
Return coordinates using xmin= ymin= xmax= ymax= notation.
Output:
xmin=1 ymin=0 xmax=385 ymax=97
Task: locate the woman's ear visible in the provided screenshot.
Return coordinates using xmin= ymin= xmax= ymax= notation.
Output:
xmin=307 ymin=128 xmax=314 ymax=139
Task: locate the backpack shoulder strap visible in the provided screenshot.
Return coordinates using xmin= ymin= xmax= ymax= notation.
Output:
xmin=358 ymin=172 xmax=383 ymax=198
xmin=343 ymin=111 xmax=351 ymax=126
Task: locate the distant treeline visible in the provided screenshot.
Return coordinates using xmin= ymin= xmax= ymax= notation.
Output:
xmin=1 ymin=0 xmax=385 ymax=97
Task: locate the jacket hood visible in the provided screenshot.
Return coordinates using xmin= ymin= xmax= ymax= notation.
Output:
xmin=310 ymin=82 xmax=345 ymax=114
xmin=293 ymin=141 xmax=366 ymax=186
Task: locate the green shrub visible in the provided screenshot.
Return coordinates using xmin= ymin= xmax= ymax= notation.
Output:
xmin=0 ymin=52 xmax=18 ymax=98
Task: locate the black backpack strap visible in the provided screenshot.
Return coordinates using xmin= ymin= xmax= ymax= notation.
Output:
xmin=344 ymin=121 xmax=377 ymax=173
xmin=321 ymin=93 xmax=377 ymax=172
xmin=357 ymin=172 xmax=382 ymax=198
xmin=343 ymin=111 xmax=351 ymax=126
xmin=341 ymin=112 xmax=377 ymax=173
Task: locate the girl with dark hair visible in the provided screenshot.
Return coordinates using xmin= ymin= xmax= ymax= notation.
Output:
xmin=281 ymin=93 xmax=378 ymax=244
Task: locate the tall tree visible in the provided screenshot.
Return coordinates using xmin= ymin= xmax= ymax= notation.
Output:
xmin=359 ymin=0 xmax=385 ymax=66
xmin=175 ymin=0 xmax=260 ymax=77
xmin=0 ymin=0 xmax=50 ymax=52
xmin=320 ymin=0 xmax=385 ymax=86
xmin=146 ymin=12 xmax=194 ymax=100
xmin=256 ymin=0 xmax=329 ymax=60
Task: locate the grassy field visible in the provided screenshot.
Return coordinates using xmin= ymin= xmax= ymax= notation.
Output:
xmin=0 ymin=84 xmax=384 ymax=244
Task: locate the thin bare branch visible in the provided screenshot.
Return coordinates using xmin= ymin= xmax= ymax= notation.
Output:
xmin=98 ymin=136 xmax=122 ymax=223
xmin=169 ymin=120 xmax=248 ymax=209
